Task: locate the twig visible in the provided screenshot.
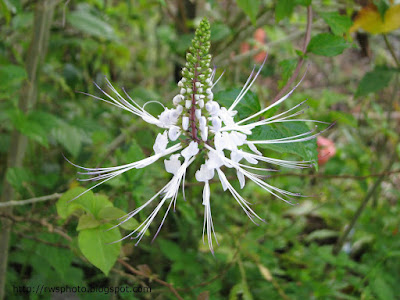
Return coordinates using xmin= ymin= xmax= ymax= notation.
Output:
xmin=332 ymin=150 xmax=397 ymax=255
xmin=383 ymin=34 xmax=400 ymax=68
xmin=229 ymin=30 xmax=304 ymax=64
xmin=118 ymin=258 xmax=184 ymax=300
xmin=273 ymin=6 xmax=312 ymax=102
xmin=18 ymin=234 xmax=69 ymax=249
xmin=0 ymin=193 xmax=62 ymax=208
xmin=62 ymin=0 xmax=70 ymax=27
xmin=0 ymin=213 xmax=72 ymax=242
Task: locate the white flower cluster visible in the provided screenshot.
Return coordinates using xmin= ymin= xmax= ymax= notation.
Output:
xmin=68 ymin=18 xmax=332 ymax=253
xmin=69 ymin=60 xmax=330 ymax=253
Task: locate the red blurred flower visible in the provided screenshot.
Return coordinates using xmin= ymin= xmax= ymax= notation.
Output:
xmin=240 ymin=28 xmax=268 ymax=63
xmin=317 ymin=136 xmax=336 ymax=165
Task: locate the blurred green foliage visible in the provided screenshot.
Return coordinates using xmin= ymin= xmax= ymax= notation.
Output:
xmin=1 ymin=0 xmax=399 ymax=299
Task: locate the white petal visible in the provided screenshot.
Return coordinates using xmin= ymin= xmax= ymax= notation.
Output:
xmin=153 ymin=131 xmax=169 ymax=154
xmin=217 ymin=168 xmax=229 ymax=191
xmin=182 ymin=116 xmax=189 ymax=130
xmin=214 ymin=132 xmax=224 ymax=151
xmin=211 ymin=116 xmax=222 ymax=132
xmin=164 ymin=154 xmax=182 ymax=175
xmin=248 ymin=142 xmax=262 ymax=155
xmin=173 ymin=94 xmax=183 ymax=105
xmin=207 ymin=151 xmax=224 ymax=169
xmin=181 ymin=141 xmax=199 ymax=161
xmin=237 ymin=170 xmax=245 ymax=189
xmin=230 ymin=131 xmax=247 ymax=146
xmin=201 ymin=126 xmax=208 ymax=141
xmin=195 ymin=109 xmax=202 ymax=119
xmin=199 ymin=116 xmax=207 ymax=129
xmin=230 ymin=151 xmax=243 ymax=163
xmin=196 ymin=163 xmax=215 ymax=182
xmin=168 ymin=126 xmax=181 ymax=141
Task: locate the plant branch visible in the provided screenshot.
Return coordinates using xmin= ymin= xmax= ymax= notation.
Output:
xmin=0 ymin=193 xmax=62 ymax=208
xmin=0 ymin=213 xmax=72 ymax=242
xmin=118 ymin=258 xmax=184 ymax=300
xmin=273 ymin=6 xmax=312 ymax=102
xmin=332 ymin=150 xmax=398 ymax=255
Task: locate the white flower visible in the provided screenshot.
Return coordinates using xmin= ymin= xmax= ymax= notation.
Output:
xmin=68 ymin=19 xmax=330 ymax=253
xmin=68 ymin=61 xmax=330 ymax=254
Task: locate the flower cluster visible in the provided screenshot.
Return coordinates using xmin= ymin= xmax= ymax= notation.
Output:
xmin=70 ymin=18 xmax=329 ymax=253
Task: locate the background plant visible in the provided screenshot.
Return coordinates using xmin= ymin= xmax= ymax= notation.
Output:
xmin=0 ymin=0 xmax=399 ymax=299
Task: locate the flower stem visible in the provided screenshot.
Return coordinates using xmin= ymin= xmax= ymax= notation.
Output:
xmin=383 ymin=34 xmax=400 ymax=68
xmin=190 ymin=61 xmax=199 ymax=142
xmin=273 ymin=6 xmax=312 ymax=103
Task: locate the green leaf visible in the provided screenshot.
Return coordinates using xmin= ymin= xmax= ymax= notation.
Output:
xmin=215 ymin=88 xmax=261 ymax=120
xmin=279 ymin=58 xmax=297 ymax=87
xmin=35 ymin=234 xmax=75 ymax=281
xmin=52 ymin=123 xmax=85 ymax=157
xmin=210 ymin=23 xmax=232 ymax=42
xmin=8 ymin=110 xmax=59 ymax=148
xmin=229 ymin=282 xmax=254 ymax=300
xmin=295 ymin=0 xmax=311 ymax=6
xmin=275 ymin=0 xmax=295 ymax=22
xmin=319 ymin=12 xmax=353 ymax=35
xmin=116 ymin=141 xmax=145 ymax=183
xmin=0 ymin=0 xmax=11 ymax=24
xmin=6 ymin=167 xmax=33 ymax=193
xmin=67 ymin=10 xmax=115 ymax=41
xmin=57 ymin=188 xmax=113 ymax=220
xmin=249 ymin=122 xmax=318 ymax=162
xmin=57 ymin=187 xmax=95 ymax=219
xmin=307 ymin=33 xmax=350 ymax=56
xmin=159 ymin=240 xmax=183 ymax=261
xmin=0 ymin=64 xmax=27 ymax=91
xmin=8 ymin=110 xmax=50 ymax=147
xmin=372 ymin=274 xmax=395 ymax=300
xmin=82 ymin=194 xmax=114 ymax=218
xmin=237 ymin=0 xmax=261 ymax=25
xmin=98 ymin=206 xmax=139 ymax=231
xmin=78 ymin=224 xmax=121 ymax=276
xmin=77 ymin=214 xmax=101 ymax=231
xmin=374 ymin=0 xmax=390 ymax=20
xmin=356 ymin=66 xmax=396 ymax=97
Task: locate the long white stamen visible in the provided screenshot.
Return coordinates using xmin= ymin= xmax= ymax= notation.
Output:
xmin=237 ymin=70 xmax=307 ymax=124
xmin=229 ymin=55 xmax=268 ymax=112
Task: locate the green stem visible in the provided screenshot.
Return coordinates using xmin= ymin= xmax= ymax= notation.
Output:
xmin=0 ymin=1 xmax=56 ymax=298
xmin=383 ymin=34 xmax=400 ymax=68
xmin=332 ymin=149 xmax=398 ymax=256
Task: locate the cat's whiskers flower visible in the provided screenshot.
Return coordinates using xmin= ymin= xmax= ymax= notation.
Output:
xmin=68 ymin=18 xmax=330 ymax=253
